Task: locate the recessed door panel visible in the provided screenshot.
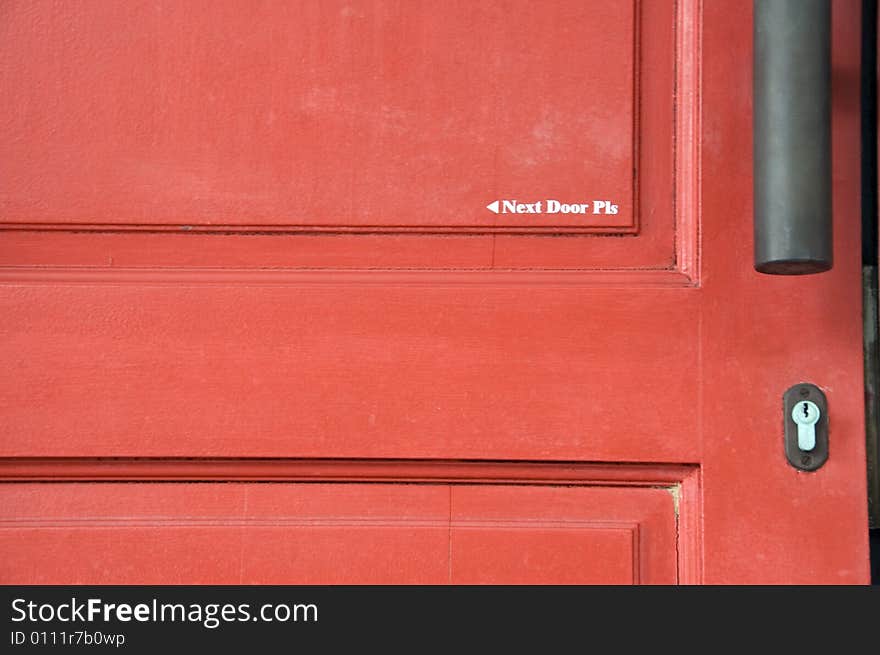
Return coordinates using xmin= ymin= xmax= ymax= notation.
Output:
xmin=0 ymin=483 xmax=677 ymax=585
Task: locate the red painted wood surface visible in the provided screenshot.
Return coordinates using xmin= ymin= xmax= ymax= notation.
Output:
xmin=450 ymin=485 xmax=676 ymax=584
xmin=0 ymin=483 xmax=675 ymax=585
xmin=0 ymin=0 xmax=871 ymax=583
xmin=0 ymin=0 xmax=640 ymax=232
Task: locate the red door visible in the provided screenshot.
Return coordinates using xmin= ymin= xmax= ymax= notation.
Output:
xmin=0 ymin=0 xmax=870 ymax=584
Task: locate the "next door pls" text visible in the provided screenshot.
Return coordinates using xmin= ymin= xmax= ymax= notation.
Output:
xmin=486 ymin=200 xmax=619 ymax=215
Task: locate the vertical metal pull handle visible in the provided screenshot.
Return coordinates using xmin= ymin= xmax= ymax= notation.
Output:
xmin=753 ymin=0 xmax=832 ymax=274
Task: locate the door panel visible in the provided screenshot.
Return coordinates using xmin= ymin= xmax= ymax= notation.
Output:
xmin=0 ymin=1 xmax=638 ymax=232
xmin=0 ymin=483 xmax=676 ymax=585
xmin=0 ymin=283 xmax=699 ymax=461
xmin=0 ymin=0 xmax=676 ymax=270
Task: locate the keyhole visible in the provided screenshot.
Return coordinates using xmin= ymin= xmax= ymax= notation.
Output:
xmin=803 ymin=402 xmax=810 ymax=417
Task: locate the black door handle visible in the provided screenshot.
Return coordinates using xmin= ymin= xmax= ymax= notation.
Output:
xmin=753 ymin=0 xmax=832 ymax=274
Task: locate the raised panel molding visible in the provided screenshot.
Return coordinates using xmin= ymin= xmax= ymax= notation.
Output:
xmin=0 ymin=459 xmax=702 ymax=584
xmin=0 ymin=0 xmax=699 ymax=276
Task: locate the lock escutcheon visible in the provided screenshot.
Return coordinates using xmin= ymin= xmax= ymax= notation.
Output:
xmin=783 ymin=384 xmax=828 ymax=471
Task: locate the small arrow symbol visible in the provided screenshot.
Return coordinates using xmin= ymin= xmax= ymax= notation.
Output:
xmin=486 ymin=200 xmax=500 ymax=214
